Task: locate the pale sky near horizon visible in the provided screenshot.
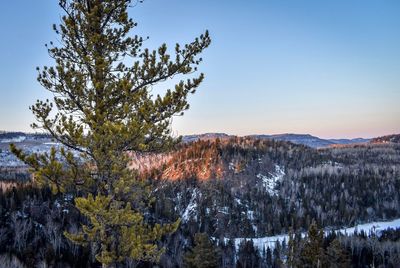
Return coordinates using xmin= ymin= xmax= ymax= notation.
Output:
xmin=0 ymin=0 xmax=399 ymax=139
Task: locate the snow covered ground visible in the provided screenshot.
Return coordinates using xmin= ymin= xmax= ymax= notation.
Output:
xmin=181 ymin=189 xmax=200 ymax=222
xmin=0 ymin=134 xmax=79 ymax=168
xmin=0 ymin=136 xmax=26 ymax=143
xmin=231 ymin=217 xmax=400 ymax=252
xmin=256 ymin=164 xmax=285 ymax=196
xmin=333 ymin=218 xmax=400 ymax=236
xmin=0 ymin=143 xmax=63 ymax=167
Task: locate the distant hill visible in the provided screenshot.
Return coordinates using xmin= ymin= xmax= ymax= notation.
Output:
xmin=328 ymin=138 xmax=370 ymax=144
xmin=0 ymin=130 xmax=373 ymax=152
xmin=249 ymin=133 xmax=334 ymax=148
xmin=182 ymin=133 xmax=232 ymax=143
xmin=250 ymin=133 xmax=370 ymax=148
xmin=371 ymin=134 xmax=400 ymax=144
xmin=0 ymin=131 xmax=51 ymax=141
xmin=182 ymin=133 xmax=370 ymax=148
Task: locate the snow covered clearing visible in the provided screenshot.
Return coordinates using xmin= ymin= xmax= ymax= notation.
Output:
xmin=0 ymin=136 xmax=26 ymax=143
xmin=230 ymin=217 xmax=400 ymax=252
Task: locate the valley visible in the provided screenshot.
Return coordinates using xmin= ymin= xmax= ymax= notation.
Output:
xmin=0 ymin=132 xmax=399 ymax=267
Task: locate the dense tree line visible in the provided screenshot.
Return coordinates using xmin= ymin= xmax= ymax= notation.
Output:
xmin=0 ymin=169 xmax=30 ymax=183
xmin=371 ymin=134 xmax=400 ymax=144
xmin=0 ymin=139 xmax=399 ymax=267
xmin=150 ymin=139 xmax=400 ymax=237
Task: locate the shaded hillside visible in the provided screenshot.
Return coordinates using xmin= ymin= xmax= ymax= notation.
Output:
xmin=147 ymin=139 xmax=400 ymax=235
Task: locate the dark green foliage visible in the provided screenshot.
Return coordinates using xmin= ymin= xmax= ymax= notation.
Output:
xmin=272 ymin=242 xmax=283 ymax=268
xmin=299 ymin=221 xmax=327 ymax=267
xmin=183 ymin=233 xmax=219 ymax=268
xmin=326 ymin=239 xmax=350 ymax=268
xmin=10 ymin=0 xmax=210 ymax=266
xmin=236 ymin=240 xmax=261 ymax=268
xmin=287 ymin=229 xmax=300 ymax=268
xmin=265 ymin=247 xmax=272 ymax=267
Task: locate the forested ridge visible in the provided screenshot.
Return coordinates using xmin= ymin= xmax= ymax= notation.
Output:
xmin=1 ymin=137 xmax=400 ymax=267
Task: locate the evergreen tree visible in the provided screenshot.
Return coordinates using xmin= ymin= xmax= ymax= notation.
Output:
xmin=286 ymin=228 xmax=297 ymax=268
xmin=266 ymin=247 xmax=272 ymax=267
xmin=183 ymin=233 xmax=219 ymax=268
xmin=11 ymin=0 xmax=210 ymax=266
xmin=236 ymin=240 xmax=261 ymax=268
xmin=299 ymin=221 xmax=327 ymax=268
xmin=326 ymin=239 xmax=350 ymax=268
xmin=272 ymin=242 xmax=283 ymax=268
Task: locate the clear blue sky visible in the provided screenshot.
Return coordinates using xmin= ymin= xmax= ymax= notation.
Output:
xmin=0 ymin=0 xmax=399 ymax=138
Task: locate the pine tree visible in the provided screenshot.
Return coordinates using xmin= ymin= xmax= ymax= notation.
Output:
xmin=11 ymin=0 xmax=210 ymax=266
xmin=299 ymin=221 xmax=327 ymax=268
xmin=326 ymin=239 xmax=350 ymax=268
xmin=183 ymin=233 xmax=219 ymax=268
xmin=236 ymin=240 xmax=261 ymax=268
xmin=286 ymin=228 xmax=298 ymax=268
xmin=272 ymin=241 xmax=283 ymax=268
xmin=266 ymin=246 xmax=272 ymax=267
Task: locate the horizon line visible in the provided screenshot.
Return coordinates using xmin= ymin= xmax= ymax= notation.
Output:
xmin=2 ymin=129 xmax=399 ymax=140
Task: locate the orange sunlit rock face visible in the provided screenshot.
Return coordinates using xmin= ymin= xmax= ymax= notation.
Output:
xmin=161 ymin=148 xmax=225 ymax=181
xmin=131 ymin=137 xmax=273 ymax=181
xmin=130 ymin=141 xmax=226 ymax=181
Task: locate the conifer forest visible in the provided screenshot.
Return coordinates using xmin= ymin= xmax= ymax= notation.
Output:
xmin=0 ymin=0 xmax=399 ymax=267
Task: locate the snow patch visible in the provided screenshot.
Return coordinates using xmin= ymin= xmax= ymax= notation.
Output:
xmin=333 ymin=218 xmax=400 ymax=236
xmin=181 ymin=189 xmax=200 ymax=222
xmin=231 ymin=217 xmax=400 ymax=253
xmin=228 ymin=162 xmax=235 ymax=171
xmin=43 ymin=142 xmax=59 ymax=145
xmin=246 ymin=210 xmax=255 ymax=221
xmin=256 ymin=165 xmax=285 ymax=196
xmin=233 ymin=233 xmax=290 ymax=253
xmin=234 ymin=198 xmax=242 ymax=206
xmin=218 ymin=206 xmax=229 ymax=214
xmin=1 ymin=136 xmax=26 ymax=143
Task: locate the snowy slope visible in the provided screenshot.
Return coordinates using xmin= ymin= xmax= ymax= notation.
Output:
xmin=181 ymin=189 xmax=200 ymax=222
xmin=231 ymin=217 xmax=400 ymax=252
xmin=333 ymin=218 xmax=400 ymax=236
xmin=256 ymin=164 xmax=285 ymax=196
